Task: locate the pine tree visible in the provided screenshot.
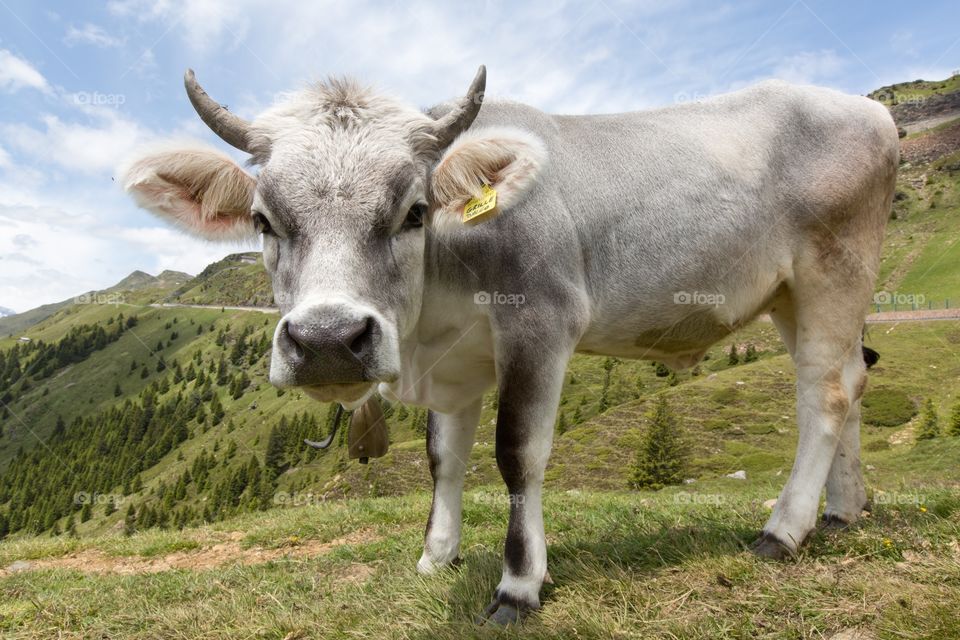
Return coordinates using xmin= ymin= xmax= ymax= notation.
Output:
xmin=949 ymin=401 xmax=960 ymax=437
xmin=114 ymin=382 xmax=123 ymax=397
xmin=210 ymin=394 xmax=225 ymax=426
xmin=124 ymin=504 xmax=137 ymax=536
xmin=631 ymin=394 xmax=688 ymax=490
xmin=728 ymin=343 xmax=739 ymax=365
xmin=265 ymin=425 xmax=286 ymax=478
xmin=556 ymin=412 xmax=568 ymax=435
xmin=916 ymin=399 xmax=940 ymax=441
xmin=744 ymin=343 xmax=758 ymax=362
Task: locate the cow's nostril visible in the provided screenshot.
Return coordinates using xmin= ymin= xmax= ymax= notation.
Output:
xmin=347 ymin=317 xmax=374 ymax=356
xmin=284 ymin=321 xmax=308 ymax=359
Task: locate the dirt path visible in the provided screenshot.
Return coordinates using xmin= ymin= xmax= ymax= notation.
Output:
xmin=149 ymin=302 xmax=279 ymax=314
xmin=866 ymin=308 xmax=960 ymax=323
xmin=1 ymin=529 xmax=378 ymax=576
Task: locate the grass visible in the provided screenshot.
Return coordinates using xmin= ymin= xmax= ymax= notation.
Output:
xmin=0 ymin=473 xmax=957 ymax=639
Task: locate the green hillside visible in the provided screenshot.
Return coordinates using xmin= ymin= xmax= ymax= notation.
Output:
xmin=867 ymin=73 xmax=960 ymax=106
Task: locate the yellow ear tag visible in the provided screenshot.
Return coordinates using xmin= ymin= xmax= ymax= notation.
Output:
xmin=462 ymin=183 xmax=498 ymax=225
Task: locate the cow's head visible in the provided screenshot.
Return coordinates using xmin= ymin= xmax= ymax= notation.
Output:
xmin=122 ymin=67 xmax=546 ymax=406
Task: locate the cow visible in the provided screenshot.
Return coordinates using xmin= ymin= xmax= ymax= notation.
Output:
xmin=122 ymin=66 xmax=899 ymax=624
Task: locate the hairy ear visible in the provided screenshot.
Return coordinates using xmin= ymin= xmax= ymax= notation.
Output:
xmin=121 ymin=142 xmax=256 ymax=241
xmin=430 ymin=126 xmax=547 ymax=229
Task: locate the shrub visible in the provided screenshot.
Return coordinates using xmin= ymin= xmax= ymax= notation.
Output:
xmin=861 ymin=389 xmax=917 ymax=427
xmin=916 ymin=399 xmax=940 ymax=442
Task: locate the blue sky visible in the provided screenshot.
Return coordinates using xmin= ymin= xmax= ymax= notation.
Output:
xmin=0 ymin=0 xmax=957 ymax=312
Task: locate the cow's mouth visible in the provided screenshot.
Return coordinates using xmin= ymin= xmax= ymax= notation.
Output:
xmin=301 ymin=381 xmax=377 ymax=407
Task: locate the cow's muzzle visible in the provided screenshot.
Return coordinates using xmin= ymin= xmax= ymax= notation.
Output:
xmin=269 ymin=301 xmax=398 ymax=393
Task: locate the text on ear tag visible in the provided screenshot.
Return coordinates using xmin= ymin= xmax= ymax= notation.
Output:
xmin=462 ymin=183 xmax=498 ymax=225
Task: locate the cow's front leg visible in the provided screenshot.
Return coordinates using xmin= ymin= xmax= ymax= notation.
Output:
xmin=418 ymin=399 xmax=482 ymax=574
xmin=478 ymin=344 xmax=569 ymax=625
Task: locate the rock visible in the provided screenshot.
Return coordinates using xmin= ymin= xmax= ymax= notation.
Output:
xmin=684 ymin=478 xmax=696 ymax=484
xmin=763 ymin=498 xmax=777 ymax=510
xmin=866 ymin=464 xmax=876 ymax=471
xmin=5 ymin=560 xmax=31 ymax=573
xmin=829 ymin=628 xmax=876 ymax=640
xmin=726 ymin=470 xmax=747 ymax=480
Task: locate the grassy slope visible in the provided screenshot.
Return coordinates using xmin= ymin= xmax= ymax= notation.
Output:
xmin=0 ymin=459 xmax=957 ymax=639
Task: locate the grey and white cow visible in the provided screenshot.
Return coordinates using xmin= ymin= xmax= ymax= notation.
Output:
xmin=123 ymin=66 xmax=898 ymax=624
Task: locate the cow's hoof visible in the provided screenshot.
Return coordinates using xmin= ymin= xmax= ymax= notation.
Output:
xmin=416 ymin=554 xmax=461 ymax=575
xmin=750 ymin=532 xmax=796 ymax=561
xmin=476 ymin=593 xmax=534 ymax=626
xmin=476 ymin=602 xmax=521 ymax=626
xmin=820 ymin=513 xmax=852 ymax=530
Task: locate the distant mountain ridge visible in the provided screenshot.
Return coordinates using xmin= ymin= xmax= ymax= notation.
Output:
xmin=0 ymin=266 xmax=196 ymax=338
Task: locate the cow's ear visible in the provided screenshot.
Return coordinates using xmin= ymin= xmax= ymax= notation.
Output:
xmin=429 ymin=127 xmax=546 ymax=229
xmin=121 ymin=143 xmax=256 ymax=241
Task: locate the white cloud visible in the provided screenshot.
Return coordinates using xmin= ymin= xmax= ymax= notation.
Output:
xmin=770 ymin=49 xmax=848 ymax=85
xmin=1 ymin=109 xmax=153 ymax=174
xmin=0 ymin=49 xmax=49 ymax=93
xmin=0 ymin=145 xmax=10 ymax=169
xmin=64 ymin=23 xmax=126 ymax=48
xmin=0 ymin=203 xmax=245 ymax=311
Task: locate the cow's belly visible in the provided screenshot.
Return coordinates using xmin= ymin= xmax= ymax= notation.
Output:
xmin=578 ymin=267 xmax=788 ymax=369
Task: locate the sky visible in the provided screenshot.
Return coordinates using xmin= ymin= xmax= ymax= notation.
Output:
xmin=0 ymin=0 xmax=957 ymax=313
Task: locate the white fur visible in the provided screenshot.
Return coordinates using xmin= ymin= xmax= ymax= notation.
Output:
xmin=120 ymin=140 xmax=257 ymax=242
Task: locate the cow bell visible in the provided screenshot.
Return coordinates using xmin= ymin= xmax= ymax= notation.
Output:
xmin=304 ymin=397 xmax=390 ymax=464
xmin=347 ymin=396 xmax=389 ymax=463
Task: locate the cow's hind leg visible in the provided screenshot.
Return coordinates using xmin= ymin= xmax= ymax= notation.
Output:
xmin=756 ymin=272 xmax=870 ymax=559
xmin=822 ymin=380 xmax=869 ymax=527
xmin=768 ymin=291 xmax=869 ymax=532
xmin=418 ymin=399 xmax=482 ymax=574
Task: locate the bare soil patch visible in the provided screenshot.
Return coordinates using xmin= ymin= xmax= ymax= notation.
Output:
xmin=3 ymin=529 xmax=378 ymax=576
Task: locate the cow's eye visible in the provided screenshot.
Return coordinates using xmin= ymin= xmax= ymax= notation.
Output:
xmin=252 ymin=212 xmax=273 ymax=235
xmin=403 ymin=203 xmax=426 ymax=230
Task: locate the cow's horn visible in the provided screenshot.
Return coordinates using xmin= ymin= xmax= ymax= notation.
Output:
xmin=184 ymin=69 xmax=253 ymax=152
xmin=432 ymin=65 xmax=486 ymax=148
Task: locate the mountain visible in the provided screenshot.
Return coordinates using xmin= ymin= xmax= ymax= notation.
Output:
xmin=0 ymin=75 xmax=958 ymax=546
xmin=0 ymin=307 xmax=14 ymax=318
xmin=0 ymin=268 xmax=194 ymax=339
